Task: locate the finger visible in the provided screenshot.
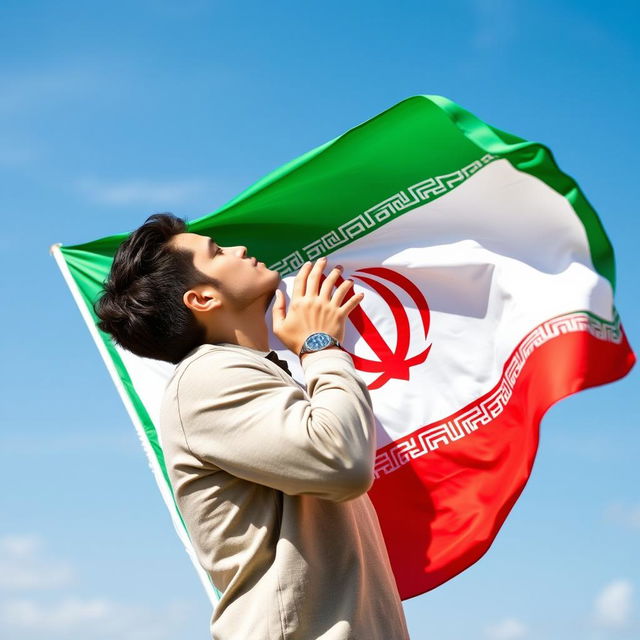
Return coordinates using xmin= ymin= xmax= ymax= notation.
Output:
xmin=305 ymin=257 xmax=327 ymax=297
xmin=292 ymin=261 xmax=313 ymax=299
xmin=319 ymin=265 xmax=344 ymax=299
xmin=271 ymin=289 xmax=286 ymax=328
xmin=340 ymin=290 xmax=365 ymax=315
xmin=331 ymin=278 xmax=355 ymax=306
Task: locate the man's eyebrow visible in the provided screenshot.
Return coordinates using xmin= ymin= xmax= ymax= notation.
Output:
xmin=207 ymin=237 xmax=216 ymax=255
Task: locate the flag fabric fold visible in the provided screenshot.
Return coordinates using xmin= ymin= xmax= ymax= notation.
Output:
xmin=51 ymin=94 xmax=635 ymax=603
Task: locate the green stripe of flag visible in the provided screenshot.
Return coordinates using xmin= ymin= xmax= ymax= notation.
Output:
xmin=62 ymin=94 xmax=615 ymax=293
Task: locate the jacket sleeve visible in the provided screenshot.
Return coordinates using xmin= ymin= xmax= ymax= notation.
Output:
xmin=175 ymin=348 xmax=376 ymax=502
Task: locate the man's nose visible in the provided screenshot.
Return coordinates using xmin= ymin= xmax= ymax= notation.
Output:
xmin=234 ymin=246 xmax=248 ymax=258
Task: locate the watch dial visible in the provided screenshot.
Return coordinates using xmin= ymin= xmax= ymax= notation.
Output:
xmin=308 ymin=333 xmax=331 ymax=350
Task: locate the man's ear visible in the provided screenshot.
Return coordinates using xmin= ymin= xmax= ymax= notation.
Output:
xmin=182 ymin=286 xmax=222 ymax=314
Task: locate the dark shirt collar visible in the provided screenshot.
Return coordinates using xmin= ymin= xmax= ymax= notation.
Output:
xmin=264 ymin=350 xmax=292 ymax=376
xmin=193 ymin=342 xmax=293 ymax=377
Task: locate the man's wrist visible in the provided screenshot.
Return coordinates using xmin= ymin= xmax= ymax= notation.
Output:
xmin=299 ymin=345 xmax=341 ymax=362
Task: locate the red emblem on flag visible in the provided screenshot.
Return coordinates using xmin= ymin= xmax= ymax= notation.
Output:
xmin=334 ymin=267 xmax=432 ymax=390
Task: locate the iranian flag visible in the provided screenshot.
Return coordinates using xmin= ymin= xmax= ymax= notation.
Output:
xmin=51 ymin=95 xmax=635 ymax=603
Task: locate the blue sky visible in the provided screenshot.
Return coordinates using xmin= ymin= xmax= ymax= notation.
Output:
xmin=0 ymin=1 xmax=638 ymax=638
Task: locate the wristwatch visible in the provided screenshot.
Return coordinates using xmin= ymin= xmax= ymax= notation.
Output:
xmin=299 ymin=332 xmax=341 ymax=356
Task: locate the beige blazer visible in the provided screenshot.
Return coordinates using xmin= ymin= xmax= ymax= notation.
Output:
xmin=159 ymin=342 xmax=410 ymax=640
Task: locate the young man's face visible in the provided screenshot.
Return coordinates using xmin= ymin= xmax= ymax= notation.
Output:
xmin=170 ymin=232 xmax=281 ymax=311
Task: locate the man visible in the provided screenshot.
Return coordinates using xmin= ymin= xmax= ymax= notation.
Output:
xmin=95 ymin=212 xmax=410 ymax=640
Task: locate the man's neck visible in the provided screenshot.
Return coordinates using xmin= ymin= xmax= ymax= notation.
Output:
xmin=226 ymin=322 xmax=270 ymax=352
xmin=204 ymin=307 xmax=270 ymax=352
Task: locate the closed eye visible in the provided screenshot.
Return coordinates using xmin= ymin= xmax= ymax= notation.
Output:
xmin=208 ymin=237 xmax=222 ymax=257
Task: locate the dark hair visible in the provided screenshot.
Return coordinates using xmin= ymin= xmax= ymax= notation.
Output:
xmin=94 ymin=212 xmax=220 ymax=364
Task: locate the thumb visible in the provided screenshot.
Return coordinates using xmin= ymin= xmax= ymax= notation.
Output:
xmin=271 ymin=288 xmax=286 ymax=328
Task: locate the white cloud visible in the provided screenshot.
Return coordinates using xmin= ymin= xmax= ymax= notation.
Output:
xmin=0 ymin=596 xmax=194 ymax=640
xmin=0 ymin=535 xmax=42 ymax=558
xmin=0 ymin=66 xmax=103 ymax=115
xmin=76 ymin=177 xmax=215 ymax=208
xmin=0 ymin=597 xmax=112 ymax=632
xmin=0 ymin=534 xmax=75 ymax=591
xmin=593 ymin=579 xmax=634 ymax=629
xmin=485 ymin=617 xmax=529 ymax=640
xmin=605 ymin=501 xmax=640 ymax=531
xmin=0 ymin=535 xmax=196 ymax=639
xmin=470 ymin=0 xmax=517 ymax=51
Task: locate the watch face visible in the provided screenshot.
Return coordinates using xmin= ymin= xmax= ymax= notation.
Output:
xmin=306 ymin=332 xmax=332 ymax=351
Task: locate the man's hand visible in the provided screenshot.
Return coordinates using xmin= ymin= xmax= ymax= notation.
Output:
xmin=271 ymin=257 xmax=365 ymax=357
